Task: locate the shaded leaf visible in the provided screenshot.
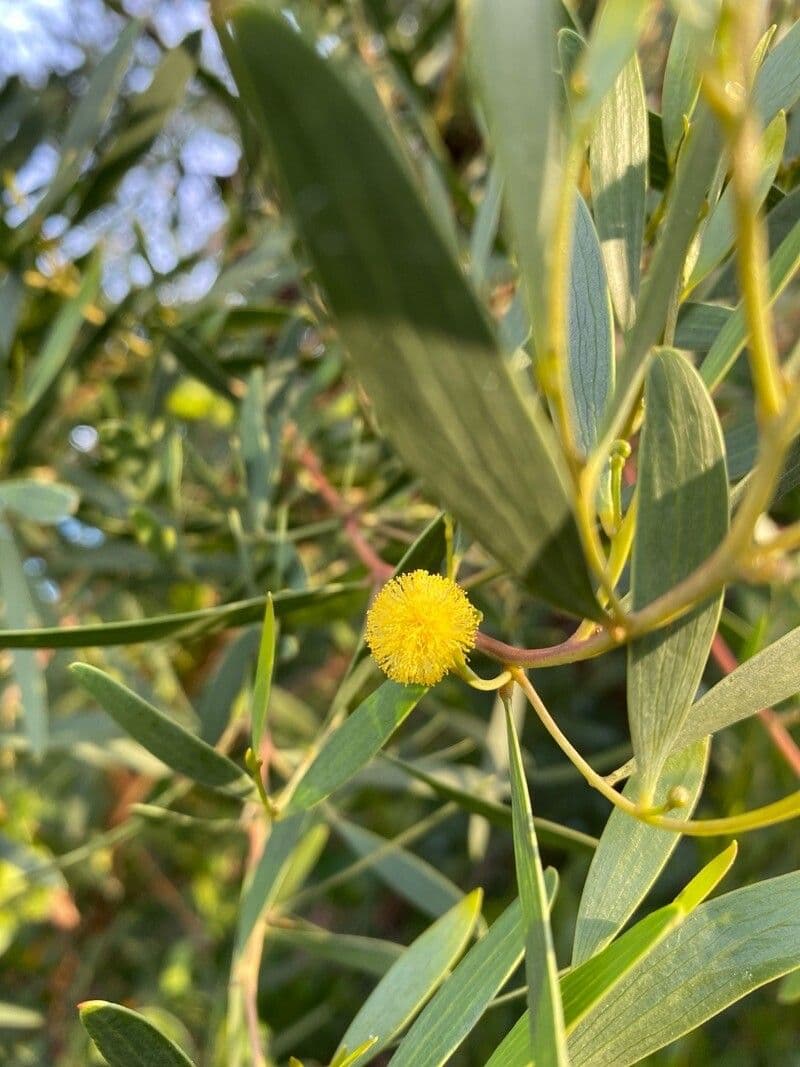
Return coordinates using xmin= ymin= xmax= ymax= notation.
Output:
xmin=221 ymin=2 xmax=599 ymax=619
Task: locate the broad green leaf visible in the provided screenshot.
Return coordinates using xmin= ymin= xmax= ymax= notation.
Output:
xmin=29 ymin=21 xmax=139 ymax=224
xmin=672 ymin=625 xmax=800 ymax=752
xmin=0 ymin=582 xmax=366 ymax=649
xmin=568 ymin=872 xmax=800 ymax=1066
xmin=606 ymin=103 xmax=722 ymax=447
xmin=332 ymin=815 xmax=463 ymax=920
xmin=251 ymin=594 xmax=276 ymax=750
xmin=79 ymin=1001 xmax=195 ymax=1067
xmin=24 ymin=255 xmax=102 ymax=412
xmin=0 ymin=521 xmax=48 ymax=757
xmin=572 ymin=739 xmax=709 ymax=964
xmin=465 ymin=0 xmax=560 ymax=353
xmin=235 ymin=813 xmax=308 ymax=954
xmin=70 ymin=664 xmax=248 ymax=791
xmin=687 ymin=111 xmax=786 ymax=291
xmin=661 ymin=14 xmax=705 ymax=165
xmin=386 ymin=755 xmax=599 ymax=853
xmin=627 ymin=350 xmax=728 ymax=798
xmin=700 ymin=213 xmax=800 ymax=390
xmin=571 ymin=0 xmax=649 ymax=127
xmin=752 ymin=19 xmax=800 ymax=125
xmin=284 ymin=682 xmax=426 ymax=815
xmin=335 ymin=890 xmax=483 ymax=1066
xmin=222 ymin=2 xmax=599 ymax=620
xmin=266 ymin=925 xmax=402 ymax=978
xmin=673 ymin=301 xmax=732 ymax=352
xmin=391 ymin=899 xmax=525 ymax=1067
xmin=0 ymin=479 xmax=78 ymax=524
xmin=506 ymin=707 xmax=569 ymax=1066
xmin=589 ymin=54 xmax=648 ymax=332
xmin=567 ymin=194 xmax=614 ymax=457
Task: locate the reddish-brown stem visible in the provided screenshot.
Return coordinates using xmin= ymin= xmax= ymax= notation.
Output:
xmin=711 ymin=633 xmax=800 ymax=777
xmin=475 ymin=625 xmax=616 ymax=668
xmin=289 ymin=428 xmax=393 ymax=584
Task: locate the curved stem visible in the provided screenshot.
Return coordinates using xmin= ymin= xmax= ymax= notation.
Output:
xmin=511 ymin=668 xmax=800 ymax=837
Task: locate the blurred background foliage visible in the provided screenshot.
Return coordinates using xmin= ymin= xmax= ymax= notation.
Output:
xmin=0 ymin=1 xmax=799 ymax=1064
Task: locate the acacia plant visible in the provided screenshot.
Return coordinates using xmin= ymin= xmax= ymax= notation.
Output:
xmin=3 ymin=0 xmax=800 ymax=1064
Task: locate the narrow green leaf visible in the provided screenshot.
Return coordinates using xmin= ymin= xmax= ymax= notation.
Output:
xmin=284 ymin=682 xmax=426 ymax=815
xmin=661 ymin=6 xmax=718 ymax=165
xmin=251 ymin=594 xmax=276 ymax=751
xmin=335 ymin=890 xmax=483 ymax=1066
xmin=266 ymin=925 xmax=402 ymax=978
xmin=0 ymin=479 xmax=79 ymax=524
xmin=222 ymin=2 xmax=599 ymax=620
xmin=505 ymin=706 xmax=569 ymax=1066
xmin=332 ymin=815 xmax=463 ymax=920
xmin=469 ymin=165 xmax=503 ymax=291
xmin=606 ymin=103 xmax=722 ymax=446
xmin=673 ymin=301 xmax=733 ymax=352
xmin=0 ymin=1003 xmax=43 ymax=1030
xmin=198 ymin=628 xmax=261 ymax=745
xmin=386 ymin=755 xmax=599 ymax=853
xmin=673 ymin=841 xmax=737 ymax=913
xmin=572 ymin=739 xmax=709 ymax=965
xmin=70 ymin=663 xmax=248 ymax=791
xmin=571 ymin=0 xmax=649 ymax=127
xmin=24 ymin=254 xmax=102 ymax=412
xmin=486 ymin=906 xmax=684 ymax=1067
xmin=700 ymin=213 xmax=800 ymax=390
xmin=79 ymin=1001 xmax=195 ymax=1067
xmin=235 ymin=813 xmax=308 ymax=954
xmin=30 ymin=21 xmax=140 ymax=222
xmin=0 ymin=272 xmax=25 ymax=361
xmin=752 ymin=19 xmax=800 ymax=124
xmin=567 ymin=194 xmax=614 ymax=457
xmin=687 ymin=110 xmax=786 ymax=291
xmin=569 ymin=872 xmax=800 ymax=1066
xmin=162 ymin=327 xmax=239 ymax=401
xmin=628 ymin=349 xmax=728 ymax=797
xmin=391 ymin=899 xmax=525 ymax=1067
xmin=80 ymin=36 xmax=198 ymax=213
xmin=465 ymin=0 xmax=560 ymax=352
xmin=0 ymin=521 xmax=47 ymax=757
xmin=589 ymin=54 xmax=648 ymax=332
xmin=672 ymin=625 xmax=800 ymax=752
xmin=0 ymin=582 xmax=366 ymax=649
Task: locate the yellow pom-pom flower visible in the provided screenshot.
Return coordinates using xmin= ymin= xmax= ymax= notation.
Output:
xmin=365 ymin=570 xmax=482 ymax=686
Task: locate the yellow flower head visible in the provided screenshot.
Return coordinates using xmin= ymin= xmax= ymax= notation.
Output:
xmin=365 ymin=570 xmax=482 ymax=686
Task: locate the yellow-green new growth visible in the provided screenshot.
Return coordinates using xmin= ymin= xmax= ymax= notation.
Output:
xmin=365 ymin=570 xmax=482 ymax=686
